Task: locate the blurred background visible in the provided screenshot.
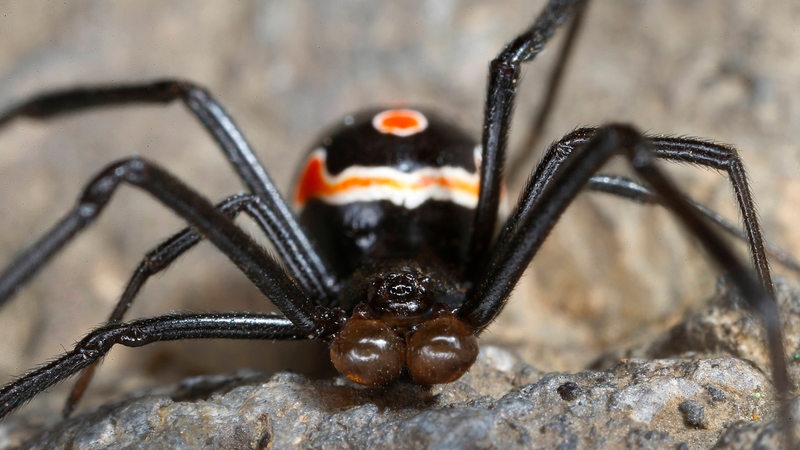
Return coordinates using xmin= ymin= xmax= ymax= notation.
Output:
xmin=0 ymin=0 xmax=798 ymax=424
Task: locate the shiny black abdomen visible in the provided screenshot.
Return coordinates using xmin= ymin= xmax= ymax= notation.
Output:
xmin=294 ymin=108 xmax=479 ymax=278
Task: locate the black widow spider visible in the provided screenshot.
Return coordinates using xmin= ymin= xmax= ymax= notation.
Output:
xmin=0 ymin=0 xmax=794 ymax=444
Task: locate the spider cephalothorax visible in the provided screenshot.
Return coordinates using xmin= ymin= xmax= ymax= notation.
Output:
xmin=330 ymin=265 xmax=477 ymax=386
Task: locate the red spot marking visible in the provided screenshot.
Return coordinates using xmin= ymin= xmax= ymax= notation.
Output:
xmin=294 ymin=154 xmax=327 ymax=206
xmin=373 ymin=109 xmax=427 ymax=137
xmin=381 ymin=114 xmax=418 ymax=131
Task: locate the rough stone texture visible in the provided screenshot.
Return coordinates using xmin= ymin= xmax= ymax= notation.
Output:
xmin=595 ymin=278 xmax=800 ymax=388
xmin=1 ymin=279 xmax=799 ymax=449
xmin=0 ymin=0 xmax=799 ymax=448
xmin=0 ymin=353 xmax=787 ymax=449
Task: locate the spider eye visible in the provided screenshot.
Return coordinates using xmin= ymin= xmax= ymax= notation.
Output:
xmin=329 ymin=319 xmax=405 ymax=386
xmin=406 ymin=313 xmax=478 ymax=385
xmin=368 ymin=271 xmax=433 ymax=319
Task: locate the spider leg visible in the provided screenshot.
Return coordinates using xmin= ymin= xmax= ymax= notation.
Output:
xmin=587 ymin=175 xmax=800 ymax=272
xmin=459 ymin=124 xmax=792 ymax=447
xmin=507 ymin=0 xmax=591 ymax=182
xmin=498 ymin=128 xmax=775 ymax=295
xmin=0 ymin=157 xmax=345 ymax=335
xmin=67 ymin=182 xmax=799 ymax=419
xmin=0 ymin=312 xmax=305 ymax=420
xmin=62 ymin=192 xmax=289 ymax=417
xmin=0 ymin=80 xmax=336 ymax=303
xmin=468 ymin=0 xmax=586 ymax=279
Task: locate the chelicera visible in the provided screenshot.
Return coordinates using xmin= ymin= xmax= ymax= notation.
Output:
xmin=0 ymin=0 xmax=793 ymax=442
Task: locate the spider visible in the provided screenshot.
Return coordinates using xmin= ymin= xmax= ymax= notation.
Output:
xmin=0 ymin=0 xmax=794 ymax=444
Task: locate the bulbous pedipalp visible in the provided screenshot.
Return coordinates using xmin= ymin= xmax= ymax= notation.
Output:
xmin=329 ymin=318 xmax=405 ymax=386
xmin=406 ymin=313 xmax=478 ymax=385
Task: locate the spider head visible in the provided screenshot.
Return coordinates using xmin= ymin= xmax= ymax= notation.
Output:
xmin=329 ymin=268 xmax=478 ymax=387
xmin=367 ymin=271 xmax=434 ymax=325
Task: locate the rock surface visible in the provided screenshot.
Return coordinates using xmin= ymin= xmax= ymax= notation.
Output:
xmin=1 ymin=279 xmax=798 ymax=449
xmin=0 ymin=355 xmax=788 ymax=450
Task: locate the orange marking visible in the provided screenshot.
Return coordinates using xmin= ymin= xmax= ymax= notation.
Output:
xmin=295 ymin=156 xmax=327 ymax=205
xmin=372 ymin=109 xmax=428 ymax=137
xmin=382 ymin=114 xmax=418 ymax=131
xmin=294 ymin=152 xmax=479 ymax=207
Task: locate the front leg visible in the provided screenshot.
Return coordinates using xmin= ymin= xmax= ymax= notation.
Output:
xmin=498 ymin=128 xmax=774 ymax=295
xmin=459 ymin=124 xmax=792 ymax=447
xmin=0 ymin=157 xmax=339 ymax=334
xmin=467 ymin=0 xmax=587 ymax=279
xmin=0 ymin=80 xmax=336 ymax=303
xmin=0 ymin=312 xmax=304 ymax=420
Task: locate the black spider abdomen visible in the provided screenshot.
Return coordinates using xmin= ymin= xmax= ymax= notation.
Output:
xmin=294 ymin=108 xmax=480 ymax=277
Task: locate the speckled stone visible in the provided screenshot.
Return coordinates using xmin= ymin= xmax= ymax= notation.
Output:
xmin=2 ymin=279 xmax=798 ymax=449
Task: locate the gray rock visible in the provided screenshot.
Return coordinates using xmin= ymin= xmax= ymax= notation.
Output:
xmin=714 ymin=400 xmax=800 ymax=450
xmin=2 ymin=0 xmax=799 ymax=395
xmin=678 ymin=400 xmax=707 ymax=429
xmin=2 ymin=279 xmax=798 ymax=449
